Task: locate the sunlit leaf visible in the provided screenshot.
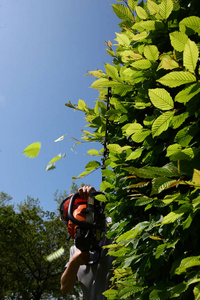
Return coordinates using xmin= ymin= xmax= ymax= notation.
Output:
xmin=45 ymin=163 xmax=56 ymax=171
xmin=152 ymin=111 xmax=174 ymax=137
xmin=46 ymin=247 xmax=65 ymax=262
xmin=169 ymin=31 xmax=188 ymax=52
xmin=48 ymin=153 xmax=65 ymax=165
xmin=95 ymin=194 xmax=107 ymax=202
xmin=111 ymin=4 xmax=133 ymax=21
xmin=157 ymin=71 xmax=196 ymax=87
xmin=22 ymin=142 xmax=41 ymax=158
xmin=179 ymin=16 xmax=200 ymax=35
xmin=159 ymin=0 xmax=173 ymax=19
xmin=175 ymin=83 xmax=200 ymax=103
xmin=54 ymin=134 xmax=66 ymax=142
xmin=157 ymin=57 xmax=179 ymax=71
xmin=105 ymin=63 xmax=120 ymax=81
xmin=135 ymin=6 xmax=148 ymax=20
xmin=183 ymin=39 xmax=199 ymax=73
xmin=149 ymin=88 xmax=174 ymax=110
xmin=144 ymin=45 xmax=159 ymax=61
xmin=87 ymin=149 xmax=100 ymax=156
xmin=128 ymin=0 xmax=138 ymax=11
xmin=162 ymin=206 xmax=189 ymax=225
xmin=147 ymin=0 xmax=159 ymax=15
xmin=131 ymin=59 xmax=152 ymax=69
xmin=193 ymin=169 xmax=200 ymax=185
xmin=126 ymin=148 xmax=143 ymax=160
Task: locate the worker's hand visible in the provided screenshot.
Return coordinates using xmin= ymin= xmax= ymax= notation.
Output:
xmin=78 ymin=185 xmax=95 ymax=200
xmin=71 ymin=249 xmax=90 ymax=266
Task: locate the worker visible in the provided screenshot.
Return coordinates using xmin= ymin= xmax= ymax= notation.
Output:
xmin=60 ymin=185 xmax=113 ymax=300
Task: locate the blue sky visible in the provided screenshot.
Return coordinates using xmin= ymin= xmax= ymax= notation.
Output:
xmin=0 ymin=0 xmax=119 ymax=211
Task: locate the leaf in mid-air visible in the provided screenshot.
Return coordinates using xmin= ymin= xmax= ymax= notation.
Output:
xmin=46 ymin=247 xmax=65 ymax=262
xmin=22 ymin=142 xmax=41 ymax=158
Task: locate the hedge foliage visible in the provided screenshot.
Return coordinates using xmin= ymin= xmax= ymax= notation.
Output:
xmin=66 ymin=0 xmax=200 ymax=298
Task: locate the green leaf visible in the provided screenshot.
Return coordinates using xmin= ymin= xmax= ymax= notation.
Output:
xmin=166 ymin=143 xmax=182 ymax=157
xmin=149 ymin=88 xmax=174 ymax=110
xmin=179 ymin=16 xmax=200 ymax=35
xmin=174 ymin=126 xmax=199 ymax=147
xmin=111 ymin=4 xmax=133 ymax=22
xmin=90 ymin=78 xmax=122 ymax=89
xmin=22 ymin=142 xmax=41 ymax=158
xmin=171 ymin=112 xmax=189 ymax=129
xmin=162 ymin=206 xmax=189 ymax=225
xmin=94 ymin=194 xmax=107 ymax=202
xmin=105 ymin=63 xmax=120 ymax=81
xmin=135 ymin=6 xmax=148 ymax=20
xmin=46 ymin=247 xmax=65 ymax=262
xmin=100 ymin=181 xmax=114 ymax=191
xmin=126 ymin=148 xmax=143 ymax=160
xmin=45 ymin=163 xmax=56 ymax=171
xmin=115 ymin=32 xmax=131 ymax=46
xmin=194 ymin=283 xmax=200 ymax=300
xmin=175 ymin=83 xmax=200 ymax=103
xmin=147 ymin=0 xmax=159 ymax=15
xmin=133 ymin=20 xmax=164 ymax=32
xmin=157 ymin=71 xmax=196 ymax=87
xmin=131 ymin=130 xmax=151 ymax=143
xmin=128 ymin=0 xmax=138 ymax=11
xmin=169 ymin=31 xmax=188 ymax=52
xmin=87 ymin=149 xmax=100 ymax=156
xmin=175 ymin=256 xmax=200 ymax=274
xmin=155 ymin=244 xmax=166 ymax=259
xmin=151 ymin=177 xmax=178 ymax=194
xmin=119 ymin=286 xmax=144 ymax=298
xmin=159 ymin=0 xmax=173 ymax=19
xmin=102 ymin=289 xmax=118 ymax=298
xmin=77 ymin=99 xmax=88 ymax=111
xmin=116 ymin=227 xmax=139 ymax=243
xmin=131 ymin=59 xmax=152 ymax=69
xmin=135 ymin=197 xmax=153 ymax=206
xmin=85 ymin=160 xmax=101 ymax=171
xmin=170 ymin=282 xmax=188 ymax=298
xmin=48 ymin=153 xmax=65 ymax=165
xmin=157 ymin=57 xmax=179 ymax=71
xmin=193 ymin=169 xmax=200 ymax=185
xmin=152 ymin=111 xmax=174 ymax=137
xmin=124 ymin=123 xmax=143 ymax=136
xmin=144 ymin=45 xmax=159 ymax=61
xmin=132 ymin=31 xmax=148 ymax=41
xmin=183 ymin=39 xmax=199 ymax=73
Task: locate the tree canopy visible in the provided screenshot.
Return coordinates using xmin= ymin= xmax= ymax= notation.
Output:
xmin=0 ymin=192 xmax=82 ymax=300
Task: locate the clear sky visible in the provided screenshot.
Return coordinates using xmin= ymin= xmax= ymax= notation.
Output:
xmin=0 ymin=0 xmax=119 ymax=212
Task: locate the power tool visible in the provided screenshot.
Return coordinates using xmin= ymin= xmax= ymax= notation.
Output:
xmin=60 ymin=191 xmax=106 ymax=252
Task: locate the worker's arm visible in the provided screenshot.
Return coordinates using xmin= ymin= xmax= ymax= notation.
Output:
xmin=61 ymin=249 xmax=90 ymax=294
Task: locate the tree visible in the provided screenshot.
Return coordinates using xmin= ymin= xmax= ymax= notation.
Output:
xmin=0 ymin=192 xmax=82 ymax=299
xmin=65 ymin=0 xmax=200 ymax=299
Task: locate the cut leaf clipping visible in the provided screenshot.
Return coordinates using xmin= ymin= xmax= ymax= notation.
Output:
xmin=46 ymin=247 xmax=65 ymax=262
xmin=54 ymin=134 xmax=66 ymax=142
xmin=22 ymin=142 xmax=41 ymax=158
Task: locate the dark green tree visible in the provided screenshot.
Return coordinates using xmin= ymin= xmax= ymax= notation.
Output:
xmin=0 ymin=192 xmax=82 ymax=299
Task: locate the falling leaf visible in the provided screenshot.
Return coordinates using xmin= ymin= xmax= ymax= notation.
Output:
xmin=22 ymin=142 xmax=41 ymax=158
xmin=48 ymin=153 xmax=65 ymax=165
xmin=71 ymin=147 xmax=77 ymax=154
xmin=45 ymin=163 xmax=56 ymax=171
xmin=54 ymin=134 xmax=66 ymax=142
xmin=46 ymin=247 xmax=65 ymax=262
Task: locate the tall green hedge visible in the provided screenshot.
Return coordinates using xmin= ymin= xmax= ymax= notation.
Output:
xmin=66 ymin=0 xmax=200 ymax=298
